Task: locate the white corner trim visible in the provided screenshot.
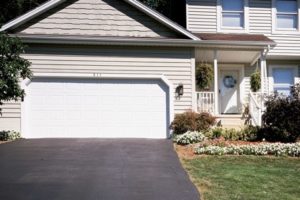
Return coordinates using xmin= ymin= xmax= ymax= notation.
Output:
xmin=20 ymin=78 xmax=32 ymax=138
xmin=22 ymin=73 xmax=174 ymax=138
xmin=124 ymin=0 xmax=199 ymax=40
xmin=0 ymin=0 xmax=66 ymax=32
xmin=191 ymin=49 xmax=197 ymax=112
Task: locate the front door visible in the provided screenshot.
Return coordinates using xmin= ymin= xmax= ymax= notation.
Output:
xmin=219 ymin=70 xmax=239 ymax=114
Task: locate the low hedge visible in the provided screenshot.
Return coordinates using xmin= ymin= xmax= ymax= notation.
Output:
xmin=205 ymin=126 xmax=259 ymax=141
xmin=0 ymin=131 xmax=21 ymax=141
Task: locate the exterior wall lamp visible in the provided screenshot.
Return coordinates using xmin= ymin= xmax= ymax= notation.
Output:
xmin=176 ymin=83 xmax=184 ymax=99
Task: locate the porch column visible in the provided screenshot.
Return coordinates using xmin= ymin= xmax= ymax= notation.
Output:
xmin=214 ymin=50 xmax=219 ymax=115
xmin=260 ymin=52 xmax=266 ymax=94
xmin=260 ymin=53 xmax=267 ymax=115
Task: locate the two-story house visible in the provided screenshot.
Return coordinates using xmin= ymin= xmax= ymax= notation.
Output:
xmin=0 ymin=0 xmax=298 ymax=138
xmin=186 ymin=0 xmax=300 ymax=126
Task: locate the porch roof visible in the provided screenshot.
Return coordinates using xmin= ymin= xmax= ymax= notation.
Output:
xmin=195 ymin=49 xmax=262 ymax=64
xmin=193 ymin=33 xmax=274 ymax=43
xmin=194 ymin=33 xmax=274 ymax=64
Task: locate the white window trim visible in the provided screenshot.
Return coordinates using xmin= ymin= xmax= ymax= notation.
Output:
xmin=217 ymin=0 xmax=249 ymax=33
xmin=268 ymin=64 xmax=299 ymax=93
xmin=272 ymin=0 xmax=300 ymax=34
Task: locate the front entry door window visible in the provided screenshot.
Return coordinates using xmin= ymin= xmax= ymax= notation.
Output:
xmin=220 ymin=70 xmax=239 ymax=114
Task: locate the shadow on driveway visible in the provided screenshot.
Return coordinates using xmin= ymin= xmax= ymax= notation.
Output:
xmin=0 ymin=139 xmax=200 ymax=200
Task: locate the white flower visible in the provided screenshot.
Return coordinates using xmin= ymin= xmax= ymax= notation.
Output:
xmin=195 ymin=142 xmax=300 ymax=157
xmin=174 ymin=131 xmax=206 ymax=145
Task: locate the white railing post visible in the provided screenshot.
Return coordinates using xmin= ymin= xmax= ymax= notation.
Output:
xmin=196 ymin=92 xmax=215 ymax=114
xmin=214 ymin=50 xmax=219 ymax=115
xmin=249 ymin=91 xmax=263 ymax=126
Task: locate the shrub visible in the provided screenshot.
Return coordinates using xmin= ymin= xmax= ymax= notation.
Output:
xmin=206 ymin=126 xmax=259 ymax=141
xmin=0 ymin=131 xmax=21 ymax=141
xmin=210 ymin=127 xmax=223 ymax=139
xmin=196 ymin=63 xmax=214 ymax=90
xmin=170 ymin=111 xmax=216 ymax=135
xmin=174 ymin=131 xmax=206 ymax=145
xmin=262 ymin=85 xmax=300 ymax=142
xmin=195 ymin=143 xmax=300 ymax=157
xmin=241 ymin=125 xmax=260 ymax=141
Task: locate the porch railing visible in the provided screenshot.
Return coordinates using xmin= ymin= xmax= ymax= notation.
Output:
xmin=196 ymin=92 xmax=215 ymax=114
xmin=249 ymin=91 xmax=265 ymax=126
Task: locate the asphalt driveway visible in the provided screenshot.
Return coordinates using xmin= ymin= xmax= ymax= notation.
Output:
xmin=0 ymin=139 xmax=199 ymax=200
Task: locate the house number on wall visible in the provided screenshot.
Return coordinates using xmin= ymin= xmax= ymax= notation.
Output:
xmin=93 ymin=73 xmax=102 ymax=77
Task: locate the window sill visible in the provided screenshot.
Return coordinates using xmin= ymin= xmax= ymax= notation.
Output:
xmin=218 ymin=27 xmax=248 ymax=34
xmin=272 ymin=29 xmax=300 ymax=35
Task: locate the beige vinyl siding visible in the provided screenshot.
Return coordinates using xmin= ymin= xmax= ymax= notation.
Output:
xmin=17 ymin=0 xmax=180 ymax=38
xmin=25 ymin=46 xmax=193 ymax=112
xmin=0 ymin=45 xmax=194 ymax=132
xmin=248 ymin=0 xmax=272 ymax=34
xmin=0 ymin=102 xmax=21 ymax=132
xmin=186 ymin=0 xmax=217 ymax=32
xmin=187 ymin=0 xmax=300 ymax=56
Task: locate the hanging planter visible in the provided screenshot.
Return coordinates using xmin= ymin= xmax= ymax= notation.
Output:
xmin=196 ymin=62 xmax=214 ymax=91
xmin=250 ymin=70 xmax=261 ymax=92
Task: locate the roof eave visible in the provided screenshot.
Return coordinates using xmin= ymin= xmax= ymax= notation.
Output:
xmin=123 ymin=0 xmax=200 ymax=40
xmin=0 ymin=0 xmax=199 ymax=41
xmin=14 ymin=34 xmax=276 ymax=49
xmin=0 ymin=0 xmax=66 ymax=32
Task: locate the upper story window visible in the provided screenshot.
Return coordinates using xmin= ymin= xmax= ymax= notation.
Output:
xmin=276 ymin=0 xmax=299 ymax=29
xmin=217 ymin=0 xmax=249 ymax=33
xmin=222 ymin=0 xmax=244 ymax=28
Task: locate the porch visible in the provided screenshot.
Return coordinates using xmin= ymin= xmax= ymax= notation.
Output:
xmin=194 ymin=47 xmax=269 ymax=127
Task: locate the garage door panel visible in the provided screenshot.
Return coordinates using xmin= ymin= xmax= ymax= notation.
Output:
xmin=25 ymin=78 xmax=169 ymax=138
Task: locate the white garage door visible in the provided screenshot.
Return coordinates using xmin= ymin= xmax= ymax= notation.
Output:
xmin=24 ymin=78 xmax=169 ymax=138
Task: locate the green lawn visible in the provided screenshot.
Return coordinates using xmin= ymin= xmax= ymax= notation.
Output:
xmin=182 ymin=156 xmax=300 ymax=200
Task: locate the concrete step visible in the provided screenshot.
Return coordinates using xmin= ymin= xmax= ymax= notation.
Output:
xmin=216 ymin=115 xmax=246 ymax=129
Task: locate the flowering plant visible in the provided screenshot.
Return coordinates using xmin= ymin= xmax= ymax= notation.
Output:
xmin=174 ymin=131 xmax=206 ymax=145
xmin=195 ymin=143 xmax=300 ymax=157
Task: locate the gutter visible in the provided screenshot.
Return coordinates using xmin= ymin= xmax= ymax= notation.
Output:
xmin=14 ymin=34 xmax=276 ymax=49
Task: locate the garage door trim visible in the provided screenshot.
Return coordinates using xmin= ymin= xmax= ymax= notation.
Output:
xmin=21 ymin=73 xmax=174 ymax=138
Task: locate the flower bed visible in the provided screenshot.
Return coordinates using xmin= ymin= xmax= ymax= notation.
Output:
xmin=195 ymin=143 xmax=300 ymax=157
xmin=173 ymin=131 xmax=206 ymax=145
xmin=0 ymin=131 xmax=21 ymax=141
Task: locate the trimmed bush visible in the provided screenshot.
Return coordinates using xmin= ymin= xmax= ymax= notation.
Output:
xmin=195 ymin=143 xmax=300 ymax=157
xmin=205 ymin=126 xmax=259 ymax=141
xmin=170 ymin=111 xmax=216 ymax=135
xmin=174 ymin=131 xmax=206 ymax=145
xmin=0 ymin=131 xmax=21 ymax=141
xmin=261 ymin=84 xmax=300 ymax=142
